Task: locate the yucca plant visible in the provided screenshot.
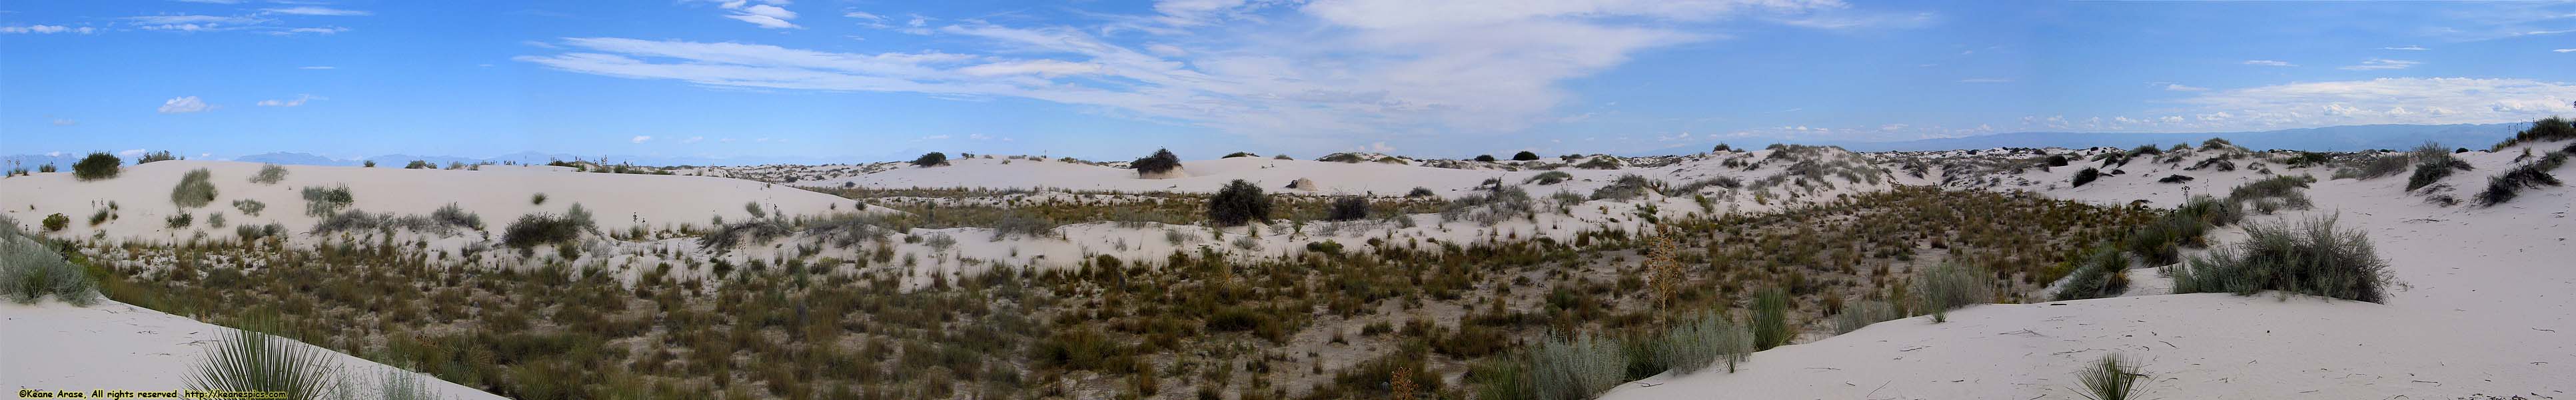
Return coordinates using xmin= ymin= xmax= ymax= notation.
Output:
xmin=2073 ymin=353 xmax=2146 ymax=400
xmin=188 ymin=318 xmax=337 ymax=400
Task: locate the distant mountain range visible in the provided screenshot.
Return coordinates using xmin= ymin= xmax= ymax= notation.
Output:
xmin=1818 ymin=123 xmax=2529 ymax=152
xmin=1 ymin=123 xmax=2539 ymax=170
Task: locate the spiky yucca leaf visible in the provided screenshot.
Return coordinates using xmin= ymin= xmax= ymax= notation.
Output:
xmin=2074 ymin=353 xmax=2146 ymax=400
xmin=187 ymin=322 xmax=337 ymax=400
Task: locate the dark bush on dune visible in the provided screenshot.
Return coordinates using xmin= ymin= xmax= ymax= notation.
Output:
xmin=2072 ymin=168 xmax=2100 ymax=187
xmin=1132 ymin=148 xmax=1183 ymax=175
xmin=1474 ymin=154 xmax=1499 ymax=162
xmin=2169 ymin=216 xmax=2396 ymax=303
xmin=73 ymin=152 xmax=121 ymax=181
xmin=2157 ymin=175 xmax=2194 ymax=183
xmin=2124 ymin=195 xmax=2237 ymax=265
xmin=1206 ymin=179 xmax=1271 ymax=227
xmin=1325 ymin=197 xmax=1369 ymax=221
xmin=1406 ymin=187 xmax=1438 ymax=198
xmin=1222 ymin=151 xmax=1258 ymax=159
xmin=1525 ymin=171 xmax=1573 ymax=185
xmin=1513 ymin=151 xmax=1541 ymax=161
xmin=2405 ymin=143 xmax=2473 ymax=191
xmin=2052 ymin=243 xmax=2130 ymax=301
xmin=2127 ymin=145 xmax=2162 ymax=157
xmin=910 ymin=152 xmax=950 ymax=167
xmin=502 ymin=204 xmax=597 ymax=249
xmin=2044 ymin=155 xmax=2071 ymax=167
xmin=2493 ymin=117 xmax=2575 ymax=150
xmin=2475 ymin=152 xmax=2568 ymax=206
xmin=2336 ymin=153 xmax=2409 ymax=180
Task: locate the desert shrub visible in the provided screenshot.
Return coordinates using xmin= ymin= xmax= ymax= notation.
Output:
xmin=1222 ymin=151 xmax=1258 ymax=158
xmin=744 ymin=201 xmax=766 ymax=218
xmin=1513 ymin=151 xmax=1541 ymax=161
xmin=1474 ymin=154 xmax=1499 ymax=162
xmin=233 ymin=199 xmax=267 ymax=217
xmin=2157 ymin=175 xmax=2193 ymax=183
xmin=300 ymin=185 xmax=354 ymax=217
xmin=2335 ymin=153 xmax=2410 ymax=180
xmin=37 ymin=164 xmax=55 ymax=173
xmin=186 ymin=320 xmax=336 ymax=400
xmin=1654 ymin=310 xmax=1752 ymax=375
xmin=698 ymin=219 xmax=792 ymax=251
xmin=251 ymin=164 xmax=289 ymax=185
xmin=2168 ymin=216 xmax=2395 ymax=303
xmin=167 ymin=213 xmax=195 ymax=229
xmin=2493 ymin=117 xmax=2575 ymax=150
xmin=1529 ymin=333 xmax=1622 ymax=400
xmin=404 ymin=160 xmax=432 ymax=169
xmin=235 ymin=223 xmax=284 ymax=242
xmin=2074 ymin=353 xmax=2147 ymax=400
xmin=3 ymin=219 xmax=100 ymax=306
xmin=2072 ymin=168 xmax=2100 ymax=187
xmin=911 ymin=152 xmax=950 ymax=167
xmin=1205 ymin=179 xmax=1271 ymax=227
xmin=172 ymin=168 xmax=219 ymax=208
xmin=2406 ymin=143 xmax=2473 ymax=191
xmin=2475 ymin=151 xmax=2567 ymax=206
xmin=1317 ymin=153 xmax=1365 ymax=163
xmin=1273 ymin=154 xmax=1293 ymax=160
xmin=1751 ymin=287 xmax=1792 ymax=349
xmin=2127 ymin=145 xmax=2162 ymax=157
xmin=1443 ymin=185 xmax=1534 ymax=226
xmin=2052 ymin=244 xmax=2130 ymax=301
xmin=1589 ymin=174 xmax=1661 ymax=201
xmin=1325 ymin=197 xmax=1369 ymax=221
xmin=530 ymin=193 xmax=547 ymax=205
xmin=503 ymin=205 xmax=598 ymax=249
xmin=88 ymin=209 xmax=109 ymax=226
xmin=2201 ymin=137 xmax=2234 ymax=150
xmin=1132 ymin=148 xmax=1183 ymax=175
xmin=431 ymin=203 xmax=484 ymax=231
xmin=1524 ymin=171 xmax=1573 ymax=185
xmin=207 ymin=213 xmax=225 ymax=228
xmin=73 ymin=152 xmax=121 ymax=181
xmin=1469 ymin=356 xmax=1533 ymax=400
xmin=2124 ymin=196 xmax=2235 ymax=265
xmin=990 ymin=215 xmax=1055 ymax=241
xmin=2045 ymin=155 xmax=2071 ymax=167
xmin=361 ymin=160 xmax=375 ymax=167
xmin=1574 ymin=157 xmax=1621 ymax=169
xmin=41 ymin=214 xmax=69 ymax=232
xmin=2226 ymin=175 xmax=2315 ymax=210
xmin=1914 ymin=262 xmax=1992 ymax=321
xmin=1405 ymin=187 xmax=1438 ymax=198
xmin=1830 ymin=300 xmax=1898 ymax=335
xmin=368 ymin=367 xmax=437 ymax=400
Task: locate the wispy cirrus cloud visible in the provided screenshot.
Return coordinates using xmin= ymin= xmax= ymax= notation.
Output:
xmin=159 ymin=96 xmax=212 ymax=113
xmin=524 ymin=0 xmax=1873 ymax=145
xmin=2 ymin=25 xmax=97 ymax=34
xmin=691 ymin=0 xmax=800 ymax=29
xmin=2242 ymin=59 xmax=2295 ymax=67
xmin=262 ymin=7 xmax=370 ymax=17
xmin=256 ymin=94 xmax=321 ymax=107
xmin=2338 ymin=58 xmax=2419 ymax=71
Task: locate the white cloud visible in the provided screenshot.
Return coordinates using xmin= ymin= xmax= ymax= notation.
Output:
xmin=257 ymin=94 xmax=321 ymax=107
xmin=1 ymin=25 xmax=97 ymax=34
xmin=1878 ymin=123 xmax=1908 ymax=131
xmin=2338 ymin=59 xmax=2419 ymax=71
xmin=682 ymin=136 xmax=706 ymax=143
xmin=632 ymin=135 xmax=653 ymax=143
xmin=519 ymin=0 xmax=1854 ymax=145
xmin=696 ymin=0 xmax=801 ymax=29
xmin=1958 ymin=78 xmax=2010 ymax=83
xmin=119 ymin=149 xmax=149 ymax=158
xmin=278 ymin=27 xmax=349 ymax=35
xmin=2162 ymin=77 xmax=2576 ymax=131
xmin=124 ymin=15 xmax=269 ymax=32
xmin=2241 ymin=59 xmax=2295 ymax=67
xmin=844 ymin=11 xmax=884 ymax=21
xmin=158 ymin=96 xmax=211 ymax=113
xmin=2556 ymin=49 xmax=2576 ymax=53
xmin=2164 ymin=83 xmax=2208 ymax=91
xmin=2381 ymin=45 xmax=2427 ymax=51
xmin=263 ymin=7 xmax=371 ymax=16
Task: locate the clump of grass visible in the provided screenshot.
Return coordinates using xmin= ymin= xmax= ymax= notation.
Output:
xmin=2123 ymin=195 xmax=2237 ymax=265
xmin=2333 ymin=153 xmax=2411 ymax=180
xmin=73 ymin=151 xmax=121 ymax=181
xmin=1523 ymin=171 xmax=1573 ymax=185
xmin=1205 ymin=179 xmax=1272 ymax=227
xmin=2168 ymin=215 xmax=2397 ymax=303
xmin=251 ymin=164 xmax=289 ymax=185
xmin=41 ymin=213 xmax=69 ymax=232
xmin=503 ymin=204 xmax=598 ymax=249
xmin=2072 ymin=353 xmax=2147 ymax=400
xmin=1529 ymin=333 xmax=1623 ymax=400
xmin=2052 ymin=243 xmax=2130 ymax=301
xmin=3 ymin=217 xmax=101 ymax=306
xmin=430 ymin=203 xmax=484 ymax=231
xmin=233 ymin=199 xmax=267 ymax=217
xmin=1443 ymin=185 xmax=1533 ymax=226
xmin=2491 ymin=116 xmax=2574 ymax=150
xmin=1751 ymin=287 xmax=1792 ymax=349
xmin=170 ymin=168 xmax=221 ymax=209
xmin=187 ymin=317 xmax=339 ymax=400
xmin=1590 ymin=174 xmax=1662 ymax=201
xmin=989 ymin=215 xmax=1055 ymax=241
xmin=1831 ymin=299 xmax=1899 ymax=335
xmin=2475 ymin=151 xmax=2567 ymax=206
xmin=166 ymin=213 xmax=195 ymax=229
xmin=1406 ymin=187 xmax=1438 ymax=198
xmin=1914 ymin=262 xmax=1992 ymax=322
xmin=2226 ymin=175 xmax=2315 ymax=211
xmin=1325 ymin=197 xmax=1369 ymax=221
xmin=300 ymin=185 xmax=354 ymax=217
xmin=1654 ymin=310 xmax=1753 ymax=375
xmin=2406 ymin=143 xmax=2473 ymax=191
xmin=2072 ymin=167 xmax=2100 ymax=187
xmin=530 ymin=193 xmax=547 ymax=205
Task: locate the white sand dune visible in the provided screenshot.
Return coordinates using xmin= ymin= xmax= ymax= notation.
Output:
xmin=805 ymin=154 xmax=1788 ymax=198
xmin=1607 ymin=142 xmax=2576 ymax=399
xmin=1 ymin=298 xmax=506 ymax=400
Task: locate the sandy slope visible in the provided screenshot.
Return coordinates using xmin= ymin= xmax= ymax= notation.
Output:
xmin=1605 ymin=142 xmax=2576 ymax=399
xmin=1 ymin=299 xmax=505 ymax=399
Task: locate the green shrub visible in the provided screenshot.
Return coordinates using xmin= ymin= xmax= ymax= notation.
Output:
xmin=235 ymin=223 xmax=285 ymax=242
xmin=1524 ymin=171 xmax=1573 ymax=185
xmin=744 ymin=201 xmax=766 ymax=218
xmin=1513 ymin=151 xmax=1541 ymax=161
xmin=172 ymin=168 xmax=219 ymax=208
xmin=1654 ymin=310 xmax=1752 ymax=375
xmin=1590 ymin=174 xmax=1661 ymax=201
xmin=1406 ymin=187 xmax=1438 ymax=198
xmin=911 ymin=152 xmax=950 ymax=167
xmin=37 ymin=164 xmax=55 ymax=173
xmin=2168 ymin=215 xmax=2396 ymax=303
xmin=989 ymin=215 xmax=1055 ymax=241
xmin=2493 ymin=117 xmax=2575 ymax=150
xmin=1131 ymin=148 xmax=1182 ymax=175
xmin=73 ymin=152 xmax=121 ymax=181
xmin=2072 ymin=168 xmax=2100 ymax=187
xmin=2335 ymin=153 xmax=2409 ymax=180
xmin=1830 ymin=299 xmax=1898 ymax=335
xmin=2405 ymin=143 xmax=2472 ymax=191
xmin=187 ymin=319 xmax=337 ymax=400
xmin=3 ymin=219 xmax=100 ymax=306
xmin=1474 ymin=154 xmax=1499 ymax=162
xmin=1914 ymin=262 xmax=1992 ymax=322
xmin=137 ymin=150 xmax=178 ymax=163
xmin=2052 ymin=243 xmax=2130 ymax=301
xmin=431 ymin=203 xmax=484 ymax=231
xmin=2475 ymin=152 xmax=2567 ymax=206
xmin=251 ymin=164 xmax=289 ymax=185
xmin=530 ymin=193 xmax=547 ymax=205
xmin=1469 ymin=355 xmax=1533 ymax=400
xmin=1529 ymin=333 xmax=1622 ymax=400
xmin=41 ymin=213 xmax=69 ymax=232
xmin=1325 ymin=197 xmax=1369 ymax=221
xmin=2072 ymin=353 xmax=2148 ymax=400
xmin=1205 ymin=179 xmax=1271 ymax=227
xmin=1751 ymin=287 xmax=1792 ymax=349
xmin=504 ymin=205 xmax=598 ymax=249
xmin=300 ymin=185 xmax=354 ymax=217
xmin=2044 ymin=155 xmax=2071 ymax=167
xmin=403 ymin=160 xmax=432 ymax=169
xmin=1222 ymin=151 xmax=1258 ymax=158
xmin=167 ymin=213 xmax=195 ymax=229
xmin=233 ymin=199 xmax=267 ymax=217
xmin=362 ymin=160 xmax=375 ymax=167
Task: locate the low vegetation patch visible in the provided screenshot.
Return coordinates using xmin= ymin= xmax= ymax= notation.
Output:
xmin=910 ymin=152 xmax=950 ymax=167
xmin=1131 ymin=148 xmax=1182 ymax=176
xmin=2 ymin=218 xmax=99 ymax=306
xmin=2491 ymin=117 xmax=2574 ymax=150
xmin=1523 ymin=171 xmax=1573 ymax=185
xmin=2475 ymin=151 xmax=2568 ymax=206
xmin=73 ymin=152 xmax=121 ymax=181
xmin=1205 ymin=179 xmax=1271 ymax=226
xmin=2406 ymin=143 xmax=2473 ymax=191
xmin=250 ymin=164 xmax=289 ymax=185
xmin=2072 ymin=167 xmax=2100 ymax=187
xmin=2168 ymin=215 xmax=2397 ymax=303
xmin=300 ymin=185 xmax=354 ymax=217
xmin=502 ymin=204 xmax=598 ymax=249
xmin=171 ymin=168 xmax=219 ymax=209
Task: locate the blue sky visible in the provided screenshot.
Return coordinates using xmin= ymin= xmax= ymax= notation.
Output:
xmin=4 ymin=1 xmax=2573 ymax=163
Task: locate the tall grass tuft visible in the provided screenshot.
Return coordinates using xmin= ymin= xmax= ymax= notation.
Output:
xmin=2072 ymin=353 xmax=2147 ymax=400
xmin=250 ymin=164 xmax=289 ymax=185
xmin=2405 ymin=143 xmax=2473 ymax=191
xmin=1529 ymin=333 xmax=1623 ymax=400
xmin=2052 ymin=243 xmax=2131 ymax=301
xmin=300 ymin=185 xmax=353 ymax=217
xmin=1654 ymin=310 xmax=1754 ymax=375
xmin=187 ymin=318 xmax=338 ymax=400
xmin=1750 ymin=287 xmax=1792 ymax=349
xmin=2475 ymin=151 xmax=2567 ymax=206
xmin=171 ymin=168 xmax=219 ymax=208
xmin=2 ymin=217 xmax=100 ymax=306
xmin=1830 ymin=299 xmax=1899 ymax=335
xmin=2168 ymin=215 xmax=2397 ymax=303
xmin=1914 ymin=262 xmax=1992 ymax=322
